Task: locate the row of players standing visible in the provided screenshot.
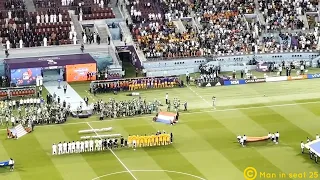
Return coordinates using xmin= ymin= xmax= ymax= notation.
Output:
xmin=91 ymin=77 xmax=181 ymax=94
xmin=52 ymin=137 xmax=126 ymax=155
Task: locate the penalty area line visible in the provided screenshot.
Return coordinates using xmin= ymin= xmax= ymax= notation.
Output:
xmin=86 ymin=122 xmax=138 ymax=180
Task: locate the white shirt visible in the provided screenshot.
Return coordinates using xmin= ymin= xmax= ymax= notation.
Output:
xmin=316 ymin=135 xmax=319 ymax=140
xmin=237 ymin=135 xmax=241 ymax=139
xmin=271 ymin=134 xmax=275 ymax=139
xmin=275 ymin=133 xmax=279 ymax=137
xmin=76 ymin=141 xmax=80 ymax=148
xmin=243 ymin=136 xmax=247 ymax=141
xmin=71 ymin=142 xmax=76 ymax=149
xmin=165 ymin=94 xmax=168 ymax=99
xmin=95 ymin=140 xmax=99 ymax=146
xmin=52 ymin=144 xmax=57 ymax=150
xmin=89 ymin=140 xmax=94 ymax=146
xmin=240 ymin=138 xmax=244 ymax=143
xmin=63 ymin=143 xmax=67 ymax=149
xmin=58 ymin=143 xmax=62 ymax=149
xmin=301 ymin=143 xmax=305 ymax=149
xmin=268 ymin=133 xmax=271 ymax=138
xmin=68 ymin=143 xmax=72 ymax=149
xmin=98 ymin=139 xmax=102 ymax=146
xmin=85 ymin=140 xmax=89 ymax=147
xmin=80 ymin=141 xmax=85 ymax=148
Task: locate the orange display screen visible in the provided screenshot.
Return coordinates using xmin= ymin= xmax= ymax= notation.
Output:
xmin=66 ymin=63 xmax=97 ymax=82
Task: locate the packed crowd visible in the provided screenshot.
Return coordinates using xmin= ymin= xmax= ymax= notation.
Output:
xmin=127 ymin=0 xmax=320 ymax=59
xmin=0 ymin=6 xmax=74 ymax=48
xmin=0 ymin=94 xmax=70 ymax=127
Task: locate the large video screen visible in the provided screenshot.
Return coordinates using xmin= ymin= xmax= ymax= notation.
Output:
xmin=10 ymin=68 xmax=42 ymax=86
xmin=66 ymin=63 xmax=96 ymax=82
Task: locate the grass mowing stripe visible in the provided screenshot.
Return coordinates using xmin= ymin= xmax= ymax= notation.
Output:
xmin=269 ymin=105 xmax=320 ymax=135
xmin=2 ymin=133 xmax=63 ymax=180
xmin=86 ymin=122 xmax=138 ymax=180
xmin=61 ymin=124 xmax=128 ymax=179
xmin=241 ymin=107 xmax=319 ymax=177
xmin=89 ymin=121 xmax=173 ymax=180
xmin=0 ymin=140 xmax=21 ymax=180
xmin=196 ymin=112 xmax=284 ymax=179
xmin=34 ymin=125 xmax=98 ymax=180
xmin=1 ymin=99 xmax=320 ymax=133
xmin=123 ymin=122 xmax=205 ymax=180
xmin=176 ymin=123 xmax=241 ymax=180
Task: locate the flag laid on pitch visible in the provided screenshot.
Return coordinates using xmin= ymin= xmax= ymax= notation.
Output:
xmin=155 ymin=111 xmax=177 ymax=124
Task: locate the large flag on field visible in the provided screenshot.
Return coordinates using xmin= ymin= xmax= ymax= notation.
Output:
xmin=156 ymin=112 xmax=177 ymax=124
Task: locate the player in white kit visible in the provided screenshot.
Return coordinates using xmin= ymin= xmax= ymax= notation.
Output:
xmin=80 ymin=141 xmax=85 ymax=153
xmin=212 ymin=96 xmax=216 ymax=109
xmin=52 ymin=143 xmax=57 ymax=155
xmin=85 ymin=140 xmax=89 ymax=152
xmin=95 ymin=139 xmax=99 ymax=151
xmin=75 ymin=140 xmax=80 ymax=153
xmin=68 ymin=142 xmax=72 ymax=153
xmin=58 ymin=142 xmax=63 ymax=155
xmin=89 ymin=139 xmax=94 ymax=152
xmin=240 ymin=137 xmax=244 ymax=147
xmin=63 ymin=141 xmax=67 ymax=154
xmin=71 ymin=141 xmax=76 ymax=153
xmin=301 ymin=141 xmax=305 ymax=154
xmin=98 ymin=139 xmax=103 ymax=151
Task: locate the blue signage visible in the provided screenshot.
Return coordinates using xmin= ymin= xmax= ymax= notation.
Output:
xmin=308 ymin=74 xmax=320 ymax=79
xmin=224 ymin=80 xmax=246 ymax=86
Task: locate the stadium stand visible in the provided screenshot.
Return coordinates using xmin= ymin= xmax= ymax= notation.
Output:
xmin=0 ymin=0 xmax=73 ymax=48
xmin=125 ymin=0 xmax=320 ymax=60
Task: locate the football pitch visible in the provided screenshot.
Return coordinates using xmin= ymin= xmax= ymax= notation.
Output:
xmin=2 ymin=79 xmax=320 ymax=180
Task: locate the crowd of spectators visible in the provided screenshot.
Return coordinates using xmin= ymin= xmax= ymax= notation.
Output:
xmin=126 ymin=0 xmax=320 ymax=60
xmin=0 ymin=0 xmax=75 ymax=48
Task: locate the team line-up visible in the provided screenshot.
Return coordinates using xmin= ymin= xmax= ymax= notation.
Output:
xmin=52 ymin=132 xmax=174 ymax=154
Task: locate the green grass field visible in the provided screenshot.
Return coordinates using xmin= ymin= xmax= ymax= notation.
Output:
xmin=2 ymin=78 xmax=320 ymax=180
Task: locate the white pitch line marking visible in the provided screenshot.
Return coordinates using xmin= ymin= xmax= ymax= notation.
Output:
xmin=92 ymin=169 xmax=207 ymax=180
xmin=0 ymin=100 xmax=319 ymax=131
xmin=86 ymin=122 xmax=138 ymax=180
xmin=187 ymin=86 xmax=211 ymax=106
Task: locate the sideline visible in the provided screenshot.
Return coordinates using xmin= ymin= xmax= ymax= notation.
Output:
xmin=1 ymin=100 xmax=319 ymax=132
xmin=86 ymin=122 xmax=138 ymax=180
xmin=91 ymin=169 xmax=207 ymax=180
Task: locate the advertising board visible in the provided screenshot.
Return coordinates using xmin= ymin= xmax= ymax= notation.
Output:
xmin=287 ymin=75 xmax=307 ymax=80
xmin=10 ymin=68 xmax=42 ymax=86
xmin=66 ymin=63 xmax=97 ymax=82
xmin=266 ymin=76 xmax=288 ymax=82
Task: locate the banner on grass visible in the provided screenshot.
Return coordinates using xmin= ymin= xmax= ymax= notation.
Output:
xmin=224 ymin=79 xmax=246 ymax=86
xmin=245 ymin=78 xmax=266 ymax=84
xmin=287 ymin=75 xmax=307 ymax=80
